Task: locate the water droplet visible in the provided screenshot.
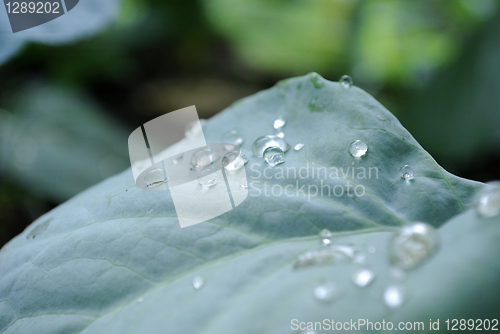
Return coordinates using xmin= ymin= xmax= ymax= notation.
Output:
xmin=377 ymin=115 xmax=386 ymax=121
xmin=241 ymin=153 xmax=249 ymax=164
xmin=319 ymin=229 xmax=333 ymax=245
xmin=474 ymin=181 xmax=500 ymax=218
xmin=197 ymin=168 xmax=218 ymax=188
xmin=294 ymin=245 xmax=356 ymax=269
xmin=400 ymin=165 xmax=414 ymax=181
xmin=313 ymin=282 xmax=340 ymax=303
xmin=383 ymin=285 xmax=404 ymax=309
xmin=144 ymin=168 xmax=167 ymax=188
xmin=251 ymin=135 xmax=291 ymax=157
xmin=349 ymin=140 xmax=368 ymax=158
xmin=273 ymin=117 xmax=286 ymax=129
xmin=263 ymin=146 xmax=285 ymax=167
xmin=276 ymin=131 xmax=285 ymax=139
xmin=172 ymin=154 xmax=183 ymax=165
xmin=222 ymin=152 xmax=245 ymax=171
xmin=193 ymin=276 xmax=204 ymax=289
xmin=185 ymin=120 xmax=206 ymax=139
xmin=390 ymin=222 xmax=439 ymax=270
xmin=310 ymin=72 xmax=324 ymax=88
xmin=191 ymin=148 xmax=219 ymax=169
xmin=137 ymin=297 xmax=144 ymax=303
xmin=389 ymin=266 xmax=407 ymax=282
xmin=294 ymin=143 xmax=305 ymax=151
xmin=339 ymin=75 xmax=353 ymax=88
xmin=222 ymin=130 xmax=245 ymax=147
xmin=240 ymin=178 xmax=248 ymax=189
xmin=26 ymin=219 xmax=51 ymax=239
xmin=352 ymin=268 xmax=375 ymax=287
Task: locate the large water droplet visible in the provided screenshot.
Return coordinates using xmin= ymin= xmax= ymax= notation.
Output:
xmin=276 ymin=131 xmax=285 ymax=139
xmin=383 ymin=285 xmax=404 ymax=309
xmin=400 ymin=165 xmax=414 ymax=181
xmin=294 ymin=245 xmax=356 ymax=269
xmin=390 ymin=222 xmax=439 ymax=270
xmin=294 ymin=143 xmax=305 ymax=151
xmin=339 ymin=75 xmax=353 ymax=88
xmin=352 ymin=268 xmax=375 ymax=287
xmin=313 ymin=282 xmax=340 ymax=303
xmin=319 ymin=229 xmax=333 ymax=245
xmin=310 ymin=72 xmax=324 ymax=88
xmin=222 ymin=152 xmax=245 ymax=171
xmin=273 ymin=117 xmax=286 ymax=129
xmin=251 ymin=135 xmax=291 ymax=157
xmin=191 ymin=148 xmax=219 ymax=169
xmin=240 ymin=178 xmax=248 ymax=189
xmin=222 ymin=130 xmax=245 ymax=147
xmin=197 ymin=168 xmax=218 ymax=188
xmin=193 ymin=276 xmax=204 ymax=289
xmin=144 ymin=168 xmax=167 ymax=188
xmin=349 ymin=140 xmax=368 ymax=158
xmin=474 ymin=181 xmax=500 ymax=218
xmin=185 ymin=120 xmax=206 ymax=139
xmin=263 ymin=146 xmax=284 ymax=167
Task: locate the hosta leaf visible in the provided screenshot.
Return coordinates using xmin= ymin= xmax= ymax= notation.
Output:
xmin=0 ymin=74 xmax=490 ymax=334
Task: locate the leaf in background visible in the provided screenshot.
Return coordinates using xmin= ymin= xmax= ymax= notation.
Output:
xmin=0 ymin=0 xmax=122 ymax=65
xmin=0 ymin=74 xmax=489 ymax=333
xmin=0 ymin=84 xmax=130 ymax=202
xmin=400 ymin=11 xmax=500 ymax=169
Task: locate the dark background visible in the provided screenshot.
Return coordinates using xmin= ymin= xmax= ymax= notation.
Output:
xmin=1 ymin=0 xmax=499 ymax=247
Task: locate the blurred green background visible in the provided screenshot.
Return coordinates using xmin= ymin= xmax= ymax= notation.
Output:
xmin=1 ymin=0 xmax=499 ymax=247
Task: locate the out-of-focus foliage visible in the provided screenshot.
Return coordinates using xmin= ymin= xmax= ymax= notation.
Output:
xmin=0 ymin=0 xmax=122 ymax=65
xmin=400 ymin=12 xmax=500 ymax=169
xmin=204 ymin=0 xmax=498 ymax=84
xmin=0 ymin=85 xmax=130 ymax=202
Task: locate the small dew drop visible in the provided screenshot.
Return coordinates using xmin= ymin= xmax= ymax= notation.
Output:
xmin=349 ymin=140 xmax=368 ymax=158
xmin=294 ymin=245 xmax=356 ymax=269
xmin=144 ymin=168 xmax=166 ymax=188
xmin=390 ymin=222 xmax=439 ymax=270
xmin=222 ymin=130 xmax=245 ymax=147
xmin=339 ymin=75 xmax=353 ymax=88
xmin=263 ymin=146 xmax=285 ymax=167
xmin=137 ymin=297 xmax=144 ymax=303
xmin=377 ymin=115 xmax=386 ymax=121
xmin=197 ymin=168 xmax=218 ymax=188
xmin=313 ymin=282 xmax=340 ymax=303
xmin=240 ymin=178 xmax=249 ymax=189
xmin=319 ymin=229 xmax=333 ymax=245
xmin=400 ymin=165 xmax=414 ymax=181
xmin=191 ymin=148 xmax=219 ymax=169
xmin=222 ymin=152 xmax=245 ymax=171
xmin=383 ymin=285 xmax=404 ymax=309
xmin=273 ymin=117 xmax=286 ymax=129
xmin=251 ymin=135 xmax=291 ymax=157
xmin=276 ymin=131 xmax=285 ymax=139
xmin=310 ymin=72 xmax=324 ymax=88
xmin=474 ymin=181 xmax=500 ymax=218
xmin=352 ymin=268 xmax=375 ymax=287
xmin=294 ymin=143 xmax=305 ymax=151
xmin=193 ymin=276 xmax=204 ymax=290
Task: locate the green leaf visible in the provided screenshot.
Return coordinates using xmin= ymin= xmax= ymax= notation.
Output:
xmin=0 ymin=0 xmax=121 ymax=65
xmin=0 ymin=74 xmax=491 ymax=334
xmin=0 ymin=84 xmax=130 ymax=201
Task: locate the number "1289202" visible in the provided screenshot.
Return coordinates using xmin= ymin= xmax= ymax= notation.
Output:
xmin=5 ymin=2 xmax=60 ymax=14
